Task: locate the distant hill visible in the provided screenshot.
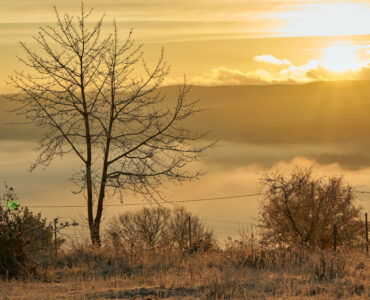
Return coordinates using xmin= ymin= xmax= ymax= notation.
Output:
xmin=162 ymin=80 xmax=370 ymax=145
xmin=2 ymin=80 xmax=370 ymax=145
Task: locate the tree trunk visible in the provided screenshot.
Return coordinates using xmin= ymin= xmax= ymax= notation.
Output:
xmin=92 ymin=98 xmax=114 ymax=246
xmin=86 ymin=163 xmax=95 ymax=244
xmin=90 ymin=221 xmax=101 ymax=246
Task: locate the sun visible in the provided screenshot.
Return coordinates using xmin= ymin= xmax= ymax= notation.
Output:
xmin=322 ymin=44 xmax=361 ymax=73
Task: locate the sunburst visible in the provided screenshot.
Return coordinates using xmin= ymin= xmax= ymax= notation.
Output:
xmin=321 ymin=44 xmax=361 ymax=73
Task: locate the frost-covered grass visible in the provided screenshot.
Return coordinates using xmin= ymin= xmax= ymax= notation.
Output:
xmin=0 ymin=241 xmax=369 ymax=299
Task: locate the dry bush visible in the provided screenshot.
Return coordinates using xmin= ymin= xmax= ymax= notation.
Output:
xmin=260 ymin=168 xmax=364 ymax=249
xmin=0 ymin=206 xmax=54 ymax=278
xmin=106 ymin=206 xmax=214 ymax=251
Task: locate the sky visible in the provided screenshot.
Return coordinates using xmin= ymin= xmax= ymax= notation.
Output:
xmin=1 ymin=0 xmax=370 ymax=92
xmin=1 ymin=0 xmax=370 ymax=238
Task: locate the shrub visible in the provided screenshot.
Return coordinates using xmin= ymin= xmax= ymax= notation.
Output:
xmin=107 ymin=206 xmax=213 ymax=251
xmin=259 ymin=167 xmax=364 ymax=249
xmin=0 ymin=186 xmax=54 ymax=277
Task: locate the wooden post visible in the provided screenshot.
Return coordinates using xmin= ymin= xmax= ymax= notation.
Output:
xmin=188 ymin=216 xmax=192 ymax=251
xmin=54 ymin=218 xmax=58 ymax=257
xmin=5 ymin=269 xmax=8 ymax=282
xmin=333 ymin=224 xmax=337 ymax=252
xmin=366 ymin=213 xmax=368 ymax=256
xmin=243 ymin=287 xmax=247 ymax=300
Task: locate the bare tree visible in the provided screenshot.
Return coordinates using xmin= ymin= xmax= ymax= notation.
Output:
xmin=107 ymin=207 xmax=172 ymax=249
xmin=259 ymin=168 xmax=363 ymax=249
xmin=8 ymin=4 xmax=211 ymax=245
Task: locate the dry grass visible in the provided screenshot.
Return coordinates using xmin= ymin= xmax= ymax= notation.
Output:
xmin=0 ymin=241 xmax=369 ymax=299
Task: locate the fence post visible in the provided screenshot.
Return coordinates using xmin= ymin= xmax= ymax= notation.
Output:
xmin=366 ymin=213 xmax=368 ymax=256
xmin=333 ymin=224 xmax=337 ymax=252
xmin=54 ymin=218 xmax=58 ymax=257
xmin=188 ymin=216 xmax=192 ymax=251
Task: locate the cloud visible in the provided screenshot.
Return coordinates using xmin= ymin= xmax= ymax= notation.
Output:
xmin=274 ymin=2 xmax=370 ymax=37
xmin=172 ymin=67 xmax=288 ymax=86
xmin=254 ymin=54 xmax=292 ymax=65
xmin=190 ymin=67 xmax=274 ymax=85
xmin=202 ymin=140 xmax=370 ymax=171
xmin=305 ymin=61 xmax=370 ymax=81
xmin=186 ymin=58 xmax=370 ymax=86
xmin=163 ymin=67 xmax=270 ymax=86
xmin=313 ymin=153 xmax=370 ymax=171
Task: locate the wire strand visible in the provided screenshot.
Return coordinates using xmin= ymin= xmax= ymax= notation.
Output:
xmin=2 ymin=189 xmax=369 ymax=209
xmin=17 ymin=193 xmax=263 ymax=208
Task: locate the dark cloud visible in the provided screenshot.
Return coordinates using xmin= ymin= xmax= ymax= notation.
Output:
xmin=200 ymin=141 xmax=370 ymax=171
xmin=313 ymin=153 xmax=370 ymax=170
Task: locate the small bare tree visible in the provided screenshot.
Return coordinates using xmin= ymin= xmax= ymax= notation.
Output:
xmin=260 ymin=168 xmax=363 ymax=249
xmin=8 ymin=4 xmax=211 ymax=245
xmin=107 ymin=206 xmax=213 ymax=250
xmin=108 ymin=207 xmax=172 ymax=249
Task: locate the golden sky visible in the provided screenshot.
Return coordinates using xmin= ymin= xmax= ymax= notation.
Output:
xmin=1 ymin=0 xmax=370 ymax=92
xmin=1 ymin=0 xmax=370 ymax=230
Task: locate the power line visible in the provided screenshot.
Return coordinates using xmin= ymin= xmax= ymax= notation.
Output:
xmin=4 ymin=189 xmax=370 ymax=209
xmin=15 ymin=193 xmax=263 ymax=208
xmin=205 ymin=219 xmax=254 ymax=225
xmin=357 ymin=190 xmax=370 ymax=194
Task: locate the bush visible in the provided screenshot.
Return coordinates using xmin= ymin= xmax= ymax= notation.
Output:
xmin=0 ymin=186 xmax=54 ymax=277
xmin=107 ymin=206 xmax=213 ymax=251
xmin=259 ymin=167 xmax=364 ymax=249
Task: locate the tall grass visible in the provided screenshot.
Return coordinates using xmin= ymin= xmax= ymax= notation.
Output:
xmin=1 ymin=234 xmax=368 ymax=299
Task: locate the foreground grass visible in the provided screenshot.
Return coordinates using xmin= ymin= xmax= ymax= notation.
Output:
xmin=0 ymin=242 xmax=369 ymax=299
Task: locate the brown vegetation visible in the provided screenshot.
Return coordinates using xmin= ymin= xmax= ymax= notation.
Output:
xmin=107 ymin=206 xmax=213 ymax=251
xmin=1 ymin=177 xmax=369 ymax=299
xmin=0 ymin=236 xmax=369 ymax=299
xmin=0 ymin=205 xmax=54 ymax=278
xmin=259 ymin=168 xmax=364 ymax=249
